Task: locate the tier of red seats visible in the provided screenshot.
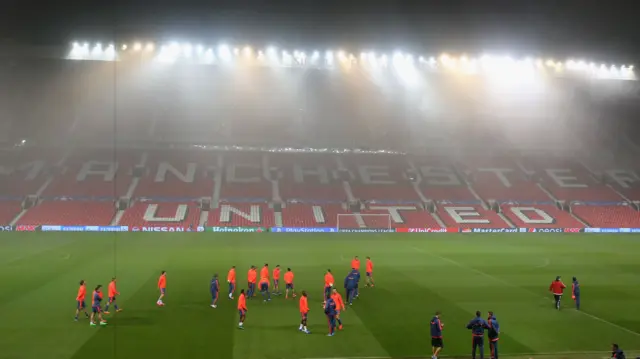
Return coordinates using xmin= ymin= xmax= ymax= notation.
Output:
xmin=436 ymin=204 xmax=509 ymax=229
xmin=43 ymin=149 xmax=136 ymax=198
xmin=571 ymin=205 xmax=640 ymax=228
xmin=500 ymin=204 xmax=584 ymax=228
xmin=360 ymin=205 xmax=440 ymax=228
xmin=134 ymin=150 xmax=215 ymax=199
xmin=17 ymin=201 xmax=115 ymax=226
xmin=118 ymin=202 xmax=201 ymax=227
xmin=280 ymin=204 xmax=347 ymax=228
xmin=520 ymin=157 xmax=624 ymax=202
xmin=207 ymin=203 xmax=275 ymax=227
xmin=0 ymin=201 xmax=21 ymax=225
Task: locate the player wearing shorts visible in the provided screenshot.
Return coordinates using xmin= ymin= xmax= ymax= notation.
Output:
xmin=259 ymin=276 xmax=271 ymax=302
xmin=227 ymin=266 xmax=236 ymax=299
xmin=324 ymin=269 xmax=334 ymax=300
xmin=210 ymin=274 xmax=220 ymax=308
xmin=285 ymin=268 xmax=296 ymax=299
xmin=238 ymin=289 xmax=247 ymax=329
xmin=331 ymin=288 xmax=345 ymax=330
xmin=365 ymin=256 xmax=375 ymax=287
xmin=90 ymin=285 xmax=107 ymax=327
xmin=298 ymin=291 xmax=310 ymax=334
xmin=104 ymin=277 xmax=121 ymax=314
xmin=272 ymin=265 xmax=281 ymax=295
xmin=157 ymin=271 xmax=167 ymax=306
xmin=74 ymin=280 xmax=90 ymax=321
xmin=430 ymin=311 xmax=444 ymax=359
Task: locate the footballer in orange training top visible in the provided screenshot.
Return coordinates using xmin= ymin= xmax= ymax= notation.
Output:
xmin=324 ymin=269 xmax=335 ymax=299
xmin=104 ymin=277 xmax=122 ymax=314
xmin=247 ymin=266 xmax=257 ymax=298
xmin=227 ymin=266 xmax=236 ymax=299
xmin=75 ymin=280 xmax=89 ymax=321
xmin=259 ymin=275 xmax=271 ymax=302
xmin=298 ymin=291 xmax=311 ymax=334
xmin=331 ymin=288 xmax=345 ymax=330
xmin=273 ymin=265 xmax=281 ymax=295
xmin=365 ymin=256 xmax=375 ymax=287
xmin=549 ymin=276 xmax=566 ymax=310
xmin=261 ymin=264 xmax=270 ymax=282
xmin=237 ymin=289 xmax=247 ymax=329
xmin=157 ymin=271 xmax=166 ymax=306
xmin=284 ymin=268 xmax=296 ymax=299
xmin=351 ymin=256 xmax=360 ymax=271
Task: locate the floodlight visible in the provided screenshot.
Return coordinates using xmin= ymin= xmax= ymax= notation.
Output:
xmin=92 ymin=43 xmax=103 ymax=55
xmin=545 ymin=59 xmax=555 ymax=67
xmin=243 ymin=46 xmax=253 ymax=57
xmin=311 ymin=51 xmax=319 ymax=61
xmin=72 ymin=42 xmax=79 ymax=48
xmin=121 ymin=44 xmax=127 ymax=50
xmin=234 ymin=47 xmax=240 ymax=56
xmin=337 ymin=50 xmax=346 ymax=61
xmin=146 ymin=42 xmax=154 ymax=52
xmin=218 ymin=44 xmax=232 ymax=61
xmin=133 ymin=42 xmax=142 ymax=51
xmin=197 ymin=45 xmax=204 ymax=54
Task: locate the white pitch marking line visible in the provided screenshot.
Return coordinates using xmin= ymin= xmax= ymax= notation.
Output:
xmin=534 ymin=258 xmax=550 ymax=268
xmin=301 ymin=350 xmax=640 ymax=359
xmin=409 ymin=246 xmax=640 ymax=338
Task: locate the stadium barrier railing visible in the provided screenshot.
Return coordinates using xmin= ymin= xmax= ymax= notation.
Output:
xmin=2 ymin=226 xmax=640 ymax=233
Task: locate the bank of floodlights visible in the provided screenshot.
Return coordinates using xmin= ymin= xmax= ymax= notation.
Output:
xmin=67 ymin=40 xmax=635 ymax=80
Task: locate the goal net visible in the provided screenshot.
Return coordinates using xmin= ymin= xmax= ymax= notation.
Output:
xmin=336 ymin=214 xmax=392 ymax=231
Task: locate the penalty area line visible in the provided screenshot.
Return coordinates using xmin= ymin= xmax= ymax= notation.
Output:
xmin=409 ymin=246 xmax=640 ymax=338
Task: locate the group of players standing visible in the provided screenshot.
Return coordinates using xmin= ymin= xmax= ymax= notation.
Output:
xmin=428 ymin=275 xmax=582 ymax=359
xmin=216 ymin=256 xmax=374 ymax=333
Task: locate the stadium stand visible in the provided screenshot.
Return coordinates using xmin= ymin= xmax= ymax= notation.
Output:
xmin=0 ymin=201 xmax=22 ymax=225
xmin=16 ymin=200 xmax=115 ymax=226
xmin=118 ymin=201 xmax=201 ymax=228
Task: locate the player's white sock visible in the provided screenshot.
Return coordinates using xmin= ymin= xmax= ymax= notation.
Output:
xmin=303 ymin=326 xmax=307 ymax=331
xmin=299 ymin=324 xmax=303 ymax=330
xmin=239 ymin=322 xmax=243 ymax=326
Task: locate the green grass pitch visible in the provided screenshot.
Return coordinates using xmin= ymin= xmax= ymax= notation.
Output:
xmin=1 ymin=233 xmax=639 ymax=359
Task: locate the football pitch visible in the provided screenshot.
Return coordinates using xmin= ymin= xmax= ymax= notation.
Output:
xmin=1 ymin=233 xmax=639 ymax=359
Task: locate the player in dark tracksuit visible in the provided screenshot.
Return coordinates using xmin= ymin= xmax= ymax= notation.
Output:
xmin=324 ymin=297 xmax=337 ymax=336
xmin=344 ymin=273 xmax=357 ymax=305
xmin=611 ymin=343 xmax=626 ymax=359
xmin=487 ymin=312 xmax=500 ymax=359
xmin=572 ymin=277 xmax=581 ymax=310
xmin=466 ymin=311 xmax=489 ymax=359
xmin=351 ymin=269 xmax=361 ymax=299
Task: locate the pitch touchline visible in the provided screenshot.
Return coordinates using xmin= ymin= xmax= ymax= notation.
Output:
xmin=301 ymin=350 xmax=640 ymax=359
xmin=409 ymin=246 xmax=640 ymax=338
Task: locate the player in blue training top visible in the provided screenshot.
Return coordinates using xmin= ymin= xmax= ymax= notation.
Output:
xmin=466 ymin=311 xmax=489 ymax=359
xmin=350 ymin=268 xmax=361 ymax=299
xmin=430 ymin=311 xmax=444 ymax=359
xmin=324 ymin=296 xmax=338 ymax=336
xmin=571 ymin=276 xmax=581 ymax=310
xmin=210 ymin=274 xmax=220 ymax=308
xmin=344 ymin=272 xmax=357 ymax=306
xmin=487 ymin=311 xmax=500 ymax=359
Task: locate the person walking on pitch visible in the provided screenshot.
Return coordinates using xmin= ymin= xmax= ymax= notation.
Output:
xmin=572 ymin=276 xmax=581 ymax=310
xmin=210 ymin=274 xmax=220 ymax=308
xmin=549 ymin=276 xmax=566 ymax=310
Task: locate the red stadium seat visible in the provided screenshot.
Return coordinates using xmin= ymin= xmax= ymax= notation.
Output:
xmin=17 ymin=201 xmax=115 ymax=226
